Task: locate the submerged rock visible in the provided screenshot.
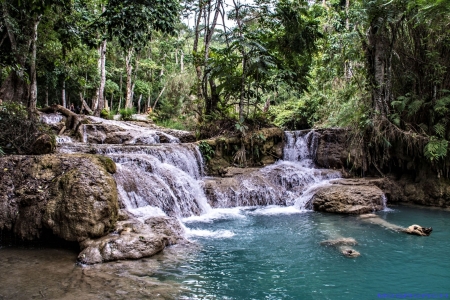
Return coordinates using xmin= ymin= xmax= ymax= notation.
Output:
xmin=403 ymin=225 xmax=433 ymax=236
xmin=320 ymin=237 xmax=360 ymax=258
xmin=78 ymin=216 xmax=185 ymax=264
xmin=310 ymin=179 xmax=385 ymax=214
xmin=0 ymin=154 xmax=118 ymax=241
xmin=358 ymin=214 xmax=432 ymax=236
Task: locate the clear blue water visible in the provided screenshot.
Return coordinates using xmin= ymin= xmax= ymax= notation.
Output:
xmin=156 ymin=206 xmax=450 ymax=300
xmin=1 ymin=205 xmax=449 ymax=299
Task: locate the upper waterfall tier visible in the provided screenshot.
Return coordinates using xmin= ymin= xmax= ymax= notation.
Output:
xmin=58 ymin=143 xmax=204 ymax=179
xmin=284 ymin=130 xmax=319 ymax=165
xmin=81 ymin=116 xmax=181 ymax=144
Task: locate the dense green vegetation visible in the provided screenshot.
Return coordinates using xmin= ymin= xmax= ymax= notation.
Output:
xmin=1 ymin=0 xmax=450 ymax=170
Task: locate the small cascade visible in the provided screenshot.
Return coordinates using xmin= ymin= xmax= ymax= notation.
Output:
xmin=40 ymin=113 xmax=64 ymax=124
xmin=381 ymin=195 xmax=393 ymax=211
xmin=56 ymin=136 xmax=73 ymax=144
xmin=283 ymin=130 xmax=320 ymax=165
xmin=205 ymin=130 xmax=341 ymax=209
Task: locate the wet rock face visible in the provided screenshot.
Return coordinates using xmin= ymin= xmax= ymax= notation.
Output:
xmin=0 ymin=154 xmax=118 ymax=242
xmin=203 ymin=127 xmax=285 ymax=176
xmin=78 ymin=216 xmax=185 ymax=264
xmin=314 ymin=129 xmax=349 ymax=169
xmin=310 ymin=179 xmax=385 ymax=214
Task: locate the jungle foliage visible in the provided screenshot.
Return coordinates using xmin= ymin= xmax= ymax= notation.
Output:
xmin=1 ymin=0 xmax=450 ymax=171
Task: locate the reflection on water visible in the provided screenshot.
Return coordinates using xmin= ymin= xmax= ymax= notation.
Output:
xmin=1 ymin=206 xmax=449 ymax=300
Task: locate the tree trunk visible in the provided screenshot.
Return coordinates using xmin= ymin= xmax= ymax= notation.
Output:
xmin=193 ymin=4 xmax=203 ymax=100
xmin=368 ymin=27 xmax=389 ymax=117
xmin=45 ymin=85 xmax=49 ymax=107
xmin=138 ymin=94 xmax=142 ymax=114
xmin=97 ymin=38 xmax=107 ymax=115
xmin=62 ymin=80 xmax=66 ymax=108
xmin=118 ymin=72 xmax=123 ymax=111
xmin=180 ymin=50 xmax=184 ymax=72
xmin=0 ymin=2 xmax=30 ymax=104
xmin=28 ymin=15 xmax=41 ymax=111
xmin=239 ymin=56 xmax=245 ymax=121
xmin=152 ymin=86 xmax=166 ymax=110
xmin=125 ymin=48 xmax=133 ymax=108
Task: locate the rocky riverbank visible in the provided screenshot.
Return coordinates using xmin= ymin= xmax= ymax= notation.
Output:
xmin=0 ymin=154 xmax=185 ymax=264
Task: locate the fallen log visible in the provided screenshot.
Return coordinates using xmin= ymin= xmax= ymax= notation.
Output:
xmin=39 ymin=105 xmax=86 ymax=140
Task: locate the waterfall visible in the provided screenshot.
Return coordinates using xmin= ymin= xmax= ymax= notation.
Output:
xmin=205 ymin=130 xmax=341 ymax=209
xmin=56 ymin=126 xmax=345 ymax=220
xmin=59 ymin=142 xmax=210 ymax=219
xmin=283 ymin=130 xmax=319 ymax=165
xmin=113 ymin=153 xmax=210 ymax=218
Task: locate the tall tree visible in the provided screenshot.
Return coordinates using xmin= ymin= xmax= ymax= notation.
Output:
xmin=0 ymin=0 xmax=68 ymax=110
xmin=101 ymin=0 xmax=179 ymax=109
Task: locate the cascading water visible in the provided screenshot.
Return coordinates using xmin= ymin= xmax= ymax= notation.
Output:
xmin=204 ymin=130 xmax=341 ymax=210
xmin=58 ymin=141 xmax=211 ymax=219
xmin=40 ymin=113 xmax=64 ymax=124
xmin=56 ymin=119 xmax=346 ymax=222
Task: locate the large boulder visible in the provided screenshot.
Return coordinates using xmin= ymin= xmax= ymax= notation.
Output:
xmin=78 ymin=216 xmax=185 ymax=264
xmin=310 ymin=179 xmax=385 ymax=214
xmin=0 ymin=154 xmax=118 ymax=241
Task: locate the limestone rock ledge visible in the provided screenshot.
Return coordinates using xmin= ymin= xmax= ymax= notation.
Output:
xmin=78 ymin=216 xmax=186 ymax=264
xmin=0 ymin=154 xmax=119 ymax=241
xmin=310 ymin=179 xmax=385 ymax=214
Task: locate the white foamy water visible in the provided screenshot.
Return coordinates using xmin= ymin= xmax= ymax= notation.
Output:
xmin=248 ymin=205 xmax=306 ymax=215
xmin=114 ymin=153 xmax=211 ymax=218
xmin=182 ymin=207 xmax=246 ymax=223
xmin=205 ymin=131 xmax=342 ymax=210
xmin=40 ymin=113 xmax=63 ymax=124
xmin=56 ymin=136 xmax=73 ymax=144
xmin=127 ymin=205 xmax=167 ymax=221
xmin=184 ymin=228 xmax=235 ymax=239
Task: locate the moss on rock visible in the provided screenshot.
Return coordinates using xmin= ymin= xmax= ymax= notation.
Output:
xmin=0 ymin=154 xmax=119 ymax=242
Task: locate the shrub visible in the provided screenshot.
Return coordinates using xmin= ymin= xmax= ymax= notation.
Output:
xmin=101 ymin=108 xmax=116 ymax=120
xmin=0 ymin=101 xmax=55 ymax=154
xmin=119 ymin=108 xmax=136 ymax=121
xmin=155 ymin=118 xmax=187 ymax=130
xmin=199 ymin=141 xmax=215 ymax=162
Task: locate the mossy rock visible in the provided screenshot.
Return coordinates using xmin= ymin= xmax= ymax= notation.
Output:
xmin=0 ymin=154 xmax=119 ymax=241
xmin=97 ymin=156 xmax=117 ymax=174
